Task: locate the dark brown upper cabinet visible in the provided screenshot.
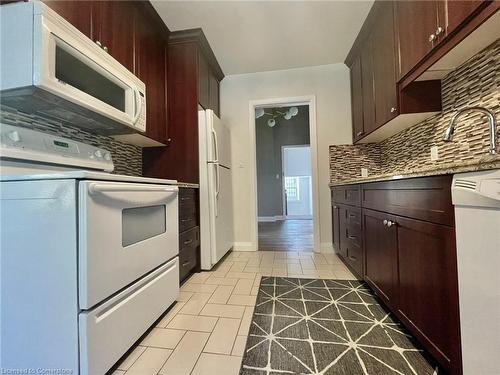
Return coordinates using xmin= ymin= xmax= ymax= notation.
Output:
xmin=360 ymin=35 xmax=376 ymax=136
xmin=93 ymin=1 xmax=136 ymax=73
xmin=350 ymin=55 xmax=364 ymax=143
xmin=445 ymin=0 xmax=485 ymax=34
xmin=135 ymin=6 xmax=169 ymax=145
xmin=372 ymin=1 xmax=398 ymax=126
xmin=43 ymin=0 xmax=93 ymax=38
xmin=142 ymin=28 xmax=224 ymax=183
xmin=197 ymin=50 xmax=211 ymax=111
xmin=395 ymin=1 xmax=442 ymax=81
xmin=345 ymin=1 xmax=442 ymax=144
xmin=209 ymin=70 xmax=220 ymax=117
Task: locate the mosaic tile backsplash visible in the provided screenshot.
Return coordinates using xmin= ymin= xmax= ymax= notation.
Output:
xmin=330 ymin=39 xmax=500 ymax=183
xmin=0 ymin=105 xmax=142 ymax=176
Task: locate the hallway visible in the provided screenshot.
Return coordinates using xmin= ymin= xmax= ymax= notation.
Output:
xmin=258 ymin=219 xmax=313 ymax=252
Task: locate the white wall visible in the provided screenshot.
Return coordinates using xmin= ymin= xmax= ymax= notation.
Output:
xmin=221 ymin=63 xmax=352 ymax=252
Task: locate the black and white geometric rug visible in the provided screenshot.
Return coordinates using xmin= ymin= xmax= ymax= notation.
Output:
xmin=240 ymin=277 xmax=441 ymax=375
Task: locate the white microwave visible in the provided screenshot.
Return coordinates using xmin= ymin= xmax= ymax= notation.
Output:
xmin=0 ymin=1 xmax=146 ymax=136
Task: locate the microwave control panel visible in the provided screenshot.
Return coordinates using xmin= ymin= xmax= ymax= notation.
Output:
xmin=0 ymin=123 xmax=114 ymax=171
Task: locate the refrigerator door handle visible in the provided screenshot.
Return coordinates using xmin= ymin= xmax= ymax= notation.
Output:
xmin=211 ymin=127 xmax=219 ymax=167
xmin=213 ymin=163 xmax=219 ymax=217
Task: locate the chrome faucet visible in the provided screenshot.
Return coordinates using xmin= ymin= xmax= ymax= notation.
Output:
xmin=443 ymin=106 xmax=498 ymax=155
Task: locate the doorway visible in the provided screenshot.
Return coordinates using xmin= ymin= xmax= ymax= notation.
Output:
xmin=255 ymin=104 xmax=314 ymax=252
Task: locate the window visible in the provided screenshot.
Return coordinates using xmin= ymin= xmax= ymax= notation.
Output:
xmin=285 ymin=176 xmax=300 ymax=201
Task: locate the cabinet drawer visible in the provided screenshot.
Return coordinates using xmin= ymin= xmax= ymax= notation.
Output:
xmin=345 ymin=224 xmax=362 ymax=248
xmin=346 ymin=241 xmax=363 ymax=276
xmin=180 ymin=226 xmax=199 ymax=251
xmin=179 ymin=246 xmax=197 ymax=281
xmin=361 ymin=175 xmax=454 ymax=226
xmin=345 ymin=206 xmax=361 ymax=226
xmin=179 ymin=211 xmax=197 ymax=233
xmin=179 ymin=188 xmax=197 ymax=213
xmin=331 ymin=185 xmax=361 ymax=206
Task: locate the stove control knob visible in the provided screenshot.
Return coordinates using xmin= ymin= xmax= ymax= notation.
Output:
xmin=104 ymin=152 xmax=111 ymax=161
xmin=94 ymin=150 xmax=103 ymax=158
xmin=8 ymin=131 xmax=21 ymax=143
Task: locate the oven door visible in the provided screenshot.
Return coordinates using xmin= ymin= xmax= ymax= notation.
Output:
xmin=78 ymin=181 xmax=178 ymax=309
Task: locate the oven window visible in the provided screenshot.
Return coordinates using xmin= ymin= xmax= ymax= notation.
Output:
xmin=122 ymin=205 xmax=166 ymax=247
xmin=55 ymin=45 xmax=126 ymax=112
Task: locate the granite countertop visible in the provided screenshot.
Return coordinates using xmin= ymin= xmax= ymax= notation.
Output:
xmin=329 ymin=158 xmax=500 ymax=186
xmin=176 ymin=182 xmax=200 ymax=188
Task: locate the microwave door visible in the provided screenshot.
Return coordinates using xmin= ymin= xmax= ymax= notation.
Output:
xmin=38 ymin=15 xmax=145 ymax=133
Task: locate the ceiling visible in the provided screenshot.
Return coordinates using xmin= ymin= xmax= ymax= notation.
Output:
xmin=151 ymin=1 xmax=374 ymax=76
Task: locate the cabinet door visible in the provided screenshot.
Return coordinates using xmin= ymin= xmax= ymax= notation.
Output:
xmin=396 ymin=216 xmax=460 ymax=373
xmin=209 ymin=71 xmax=220 ymax=117
xmin=197 ymin=51 xmax=210 ymax=110
xmin=445 ymin=0 xmax=484 ymax=35
xmin=360 ymin=36 xmax=376 ymax=135
xmin=135 ymin=11 xmax=168 ymax=144
xmin=94 ymin=1 xmax=135 ymax=73
xmin=373 ymin=1 xmax=398 ymax=126
xmin=350 ymin=55 xmax=364 ymax=142
xmin=43 ymin=0 xmax=92 ymax=38
xmin=332 ymin=204 xmax=341 ymax=254
xmin=362 ymin=209 xmax=398 ymax=306
xmin=396 ymin=1 xmax=439 ymax=79
xmin=337 ymin=206 xmax=349 ymax=259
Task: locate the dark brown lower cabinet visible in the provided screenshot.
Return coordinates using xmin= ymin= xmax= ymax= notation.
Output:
xmin=396 ymin=215 xmax=461 ymax=374
xmin=178 ymin=187 xmax=200 ymax=282
xmin=362 ymin=208 xmax=398 ymax=307
xmin=331 ymin=204 xmax=341 ymax=255
xmin=332 ymin=176 xmax=461 ymax=374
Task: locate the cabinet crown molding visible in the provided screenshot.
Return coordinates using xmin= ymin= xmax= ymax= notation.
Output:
xmin=169 ymin=28 xmax=224 ymax=81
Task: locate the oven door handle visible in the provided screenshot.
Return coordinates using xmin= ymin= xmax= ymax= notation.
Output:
xmin=88 ymin=183 xmax=178 ymax=195
xmin=88 ymin=182 xmax=179 ymax=204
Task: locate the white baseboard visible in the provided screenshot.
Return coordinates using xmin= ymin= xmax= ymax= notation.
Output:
xmin=257 ymin=216 xmax=285 ymax=222
xmin=232 ymin=242 xmax=257 ymax=251
xmin=320 ymin=242 xmax=334 ymax=253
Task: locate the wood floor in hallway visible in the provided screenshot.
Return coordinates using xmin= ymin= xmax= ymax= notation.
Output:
xmin=258 ymin=219 xmax=313 ymax=251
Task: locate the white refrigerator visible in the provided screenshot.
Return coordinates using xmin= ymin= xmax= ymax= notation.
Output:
xmin=198 ymin=108 xmax=234 ymax=270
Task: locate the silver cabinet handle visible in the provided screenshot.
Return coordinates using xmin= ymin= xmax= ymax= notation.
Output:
xmin=429 ymin=34 xmax=436 ymax=42
xmin=390 ymin=107 xmax=396 ymax=113
xmin=386 ymin=220 xmax=396 ymax=227
xmin=103 ymin=46 xmax=108 ymax=52
xmin=183 ymin=239 xmax=193 ymax=246
xmin=383 ymin=219 xmax=388 ymax=226
xmin=356 ymin=131 xmax=364 ymax=137
xmin=96 ymin=40 xmax=102 ymax=47
xmin=436 ymin=26 xmax=444 ymax=36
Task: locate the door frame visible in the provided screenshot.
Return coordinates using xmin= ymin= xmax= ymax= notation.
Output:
xmin=249 ymin=95 xmax=320 ymax=252
xmin=281 ymin=144 xmax=313 ymax=220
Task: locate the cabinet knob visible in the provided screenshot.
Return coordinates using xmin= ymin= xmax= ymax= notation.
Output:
xmin=103 ymin=46 xmax=108 ymax=52
xmin=386 ymin=220 xmax=396 ymax=228
xmin=383 ymin=219 xmax=388 ymax=226
xmin=390 ymin=107 xmax=396 ymax=113
xmin=356 ymin=131 xmax=364 ymax=137
xmin=436 ymin=26 xmax=444 ymax=36
xmin=95 ymin=40 xmax=102 ymax=47
xmin=429 ymin=34 xmax=436 ymax=42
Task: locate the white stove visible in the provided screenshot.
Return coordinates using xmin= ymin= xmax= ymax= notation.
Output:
xmin=0 ymin=124 xmax=180 ymax=374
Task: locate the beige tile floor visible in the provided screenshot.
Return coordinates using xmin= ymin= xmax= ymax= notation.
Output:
xmin=113 ymin=250 xmax=357 ymax=375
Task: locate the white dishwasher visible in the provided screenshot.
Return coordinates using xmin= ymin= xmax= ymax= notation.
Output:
xmin=452 ymin=168 xmax=500 ymax=375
